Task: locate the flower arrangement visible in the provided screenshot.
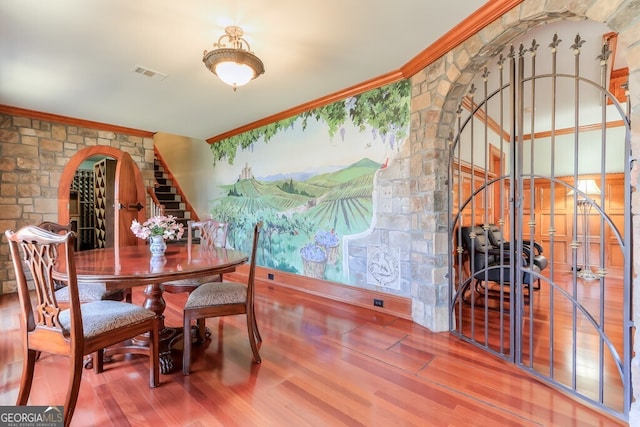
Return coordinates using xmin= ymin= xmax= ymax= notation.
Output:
xmin=130 ymin=215 xmax=185 ymax=241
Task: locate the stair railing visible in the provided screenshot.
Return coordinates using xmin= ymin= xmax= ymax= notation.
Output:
xmin=147 ymin=186 xmax=165 ymax=217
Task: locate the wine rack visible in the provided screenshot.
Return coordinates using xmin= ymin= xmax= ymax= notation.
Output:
xmin=71 ymin=169 xmax=96 ymax=250
xmin=94 ymin=158 xmax=116 ymax=248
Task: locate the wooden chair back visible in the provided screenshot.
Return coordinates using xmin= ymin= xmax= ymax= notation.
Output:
xmin=245 ymin=221 xmax=261 ymax=313
xmin=6 ymin=225 xmax=82 ymax=350
xmin=36 ymin=221 xmax=128 ymax=303
xmin=187 ymin=219 xmax=228 ymax=250
xmin=164 ymin=220 xmax=230 ymax=296
xmin=37 ymin=221 xmax=71 ymax=234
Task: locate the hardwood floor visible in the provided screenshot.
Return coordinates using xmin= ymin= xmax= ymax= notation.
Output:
xmin=454 ymin=273 xmax=626 ymax=415
xmin=0 ymin=280 xmax=625 ymax=426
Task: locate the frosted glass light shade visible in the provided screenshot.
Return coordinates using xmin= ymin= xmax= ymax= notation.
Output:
xmin=215 ymin=61 xmax=255 ymax=88
xmin=202 ymin=28 xmax=265 ymax=91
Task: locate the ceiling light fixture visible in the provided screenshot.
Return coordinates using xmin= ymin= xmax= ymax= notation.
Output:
xmin=203 ymin=25 xmax=265 ymax=91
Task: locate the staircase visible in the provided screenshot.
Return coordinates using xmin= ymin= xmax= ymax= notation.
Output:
xmin=153 ymin=157 xmax=192 ymax=235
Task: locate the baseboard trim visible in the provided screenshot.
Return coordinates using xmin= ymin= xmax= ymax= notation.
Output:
xmin=226 ymin=266 xmax=412 ymax=320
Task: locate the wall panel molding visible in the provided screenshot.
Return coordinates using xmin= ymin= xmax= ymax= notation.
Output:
xmin=227 ymin=265 xmax=412 ymax=320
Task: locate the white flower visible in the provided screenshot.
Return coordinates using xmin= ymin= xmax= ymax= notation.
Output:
xmin=130 ymin=215 xmax=185 ymax=241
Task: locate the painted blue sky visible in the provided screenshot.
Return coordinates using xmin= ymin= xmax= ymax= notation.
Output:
xmin=213 ymin=117 xmax=394 ymax=183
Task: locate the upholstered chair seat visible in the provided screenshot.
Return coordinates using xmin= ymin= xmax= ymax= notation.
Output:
xmin=59 ymin=300 xmax=157 ymax=338
xmin=184 ymin=282 xmax=247 ymax=310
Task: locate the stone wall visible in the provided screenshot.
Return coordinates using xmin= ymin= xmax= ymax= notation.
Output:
xmin=0 ymin=112 xmax=155 ymax=294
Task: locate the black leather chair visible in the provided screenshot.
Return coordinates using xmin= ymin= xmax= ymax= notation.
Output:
xmin=486 ymin=224 xmax=547 ymax=290
xmin=459 ymin=225 xmax=540 ymax=306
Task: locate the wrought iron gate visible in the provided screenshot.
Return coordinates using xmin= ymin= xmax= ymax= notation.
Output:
xmin=448 ymin=31 xmax=631 ymax=420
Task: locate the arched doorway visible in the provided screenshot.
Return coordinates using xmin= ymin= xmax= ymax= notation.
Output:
xmin=58 ymin=146 xmax=147 ymax=248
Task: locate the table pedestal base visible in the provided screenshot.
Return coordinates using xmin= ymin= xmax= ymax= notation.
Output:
xmin=86 ymin=283 xmax=210 ymax=374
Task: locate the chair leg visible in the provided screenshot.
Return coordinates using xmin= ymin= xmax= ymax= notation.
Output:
xmin=196 ymin=318 xmax=207 ymax=343
xmin=93 ymin=350 xmax=104 ymax=374
xmin=252 ymin=306 xmax=262 ymax=344
xmin=183 ymin=312 xmax=193 ymax=375
xmin=459 ymin=281 xmax=472 ymax=305
xmin=16 ymin=348 xmax=37 ymax=405
xmin=534 ymin=278 xmax=541 ymax=290
xmin=246 ymin=311 xmax=261 ymax=364
xmin=64 ymin=352 xmax=84 ymax=427
xmin=149 ymin=317 xmax=159 ymax=387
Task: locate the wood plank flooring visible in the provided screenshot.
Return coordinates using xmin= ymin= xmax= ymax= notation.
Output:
xmin=0 ymin=281 xmax=625 ymax=426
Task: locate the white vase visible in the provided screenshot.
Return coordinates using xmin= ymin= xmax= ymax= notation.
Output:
xmin=149 ymin=255 xmax=167 ymax=272
xmin=149 ymin=235 xmax=167 ymax=257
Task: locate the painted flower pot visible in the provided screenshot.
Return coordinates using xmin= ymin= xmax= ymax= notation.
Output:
xmin=300 ymin=243 xmax=327 ymax=279
xmin=314 ymin=230 xmax=340 ymax=265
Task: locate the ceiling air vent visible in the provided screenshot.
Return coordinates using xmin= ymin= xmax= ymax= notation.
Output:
xmin=131 ymin=65 xmax=168 ymax=81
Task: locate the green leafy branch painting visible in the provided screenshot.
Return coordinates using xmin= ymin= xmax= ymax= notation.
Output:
xmin=210 ymin=79 xmax=410 ymax=165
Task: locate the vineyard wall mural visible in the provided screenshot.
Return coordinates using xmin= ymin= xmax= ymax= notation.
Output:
xmin=207 ymin=79 xmax=411 ymax=293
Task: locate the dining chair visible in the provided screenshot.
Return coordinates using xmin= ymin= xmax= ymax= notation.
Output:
xmin=163 ymin=220 xmax=230 ymax=293
xmin=37 ymin=221 xmax=130 ymax=306
xmin=163 ymin=219 xmax=229 ymax=341
xmin=5 ymin=225 xmax=160 ymax=426
xmin=182 ymin=221 xmax=263 ymax=375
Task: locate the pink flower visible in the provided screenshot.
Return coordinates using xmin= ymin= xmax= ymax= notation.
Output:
xmin=130 ymin=215 xmax=184 ymax=241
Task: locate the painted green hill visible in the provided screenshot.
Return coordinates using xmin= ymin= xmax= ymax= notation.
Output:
xmin=222 ymin=178 xmax=309 ymax=211
xmin=307 ymin=158 xmax=380 ymax=186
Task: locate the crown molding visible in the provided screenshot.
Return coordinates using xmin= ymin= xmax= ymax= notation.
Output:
xmin=401 ymin=0 xmax=523 ymax=77
xmin=0 ymin=105 xmax=155 ymax=138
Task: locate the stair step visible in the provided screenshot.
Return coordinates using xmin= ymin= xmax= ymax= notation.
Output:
xmin=156 ymin=192 xmax=181 ymax=202
xmin=160 ymin=201 xmax=184 ymax=210
xmin=155 ymin=185 xmax=175 ymax=193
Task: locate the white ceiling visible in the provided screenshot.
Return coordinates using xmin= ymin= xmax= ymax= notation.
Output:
xmin=0 ymin=0 xmax=487 ymax=141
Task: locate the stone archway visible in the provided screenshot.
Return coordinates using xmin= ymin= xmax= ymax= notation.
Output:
xmin=410 ymin=0 xmax=639 ymax=332
xmin=406 ymin=0 xmax=639 ymax=422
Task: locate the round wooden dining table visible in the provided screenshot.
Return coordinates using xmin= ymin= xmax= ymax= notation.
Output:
xmin=53 ymin=243 xmax=248 ymax=373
